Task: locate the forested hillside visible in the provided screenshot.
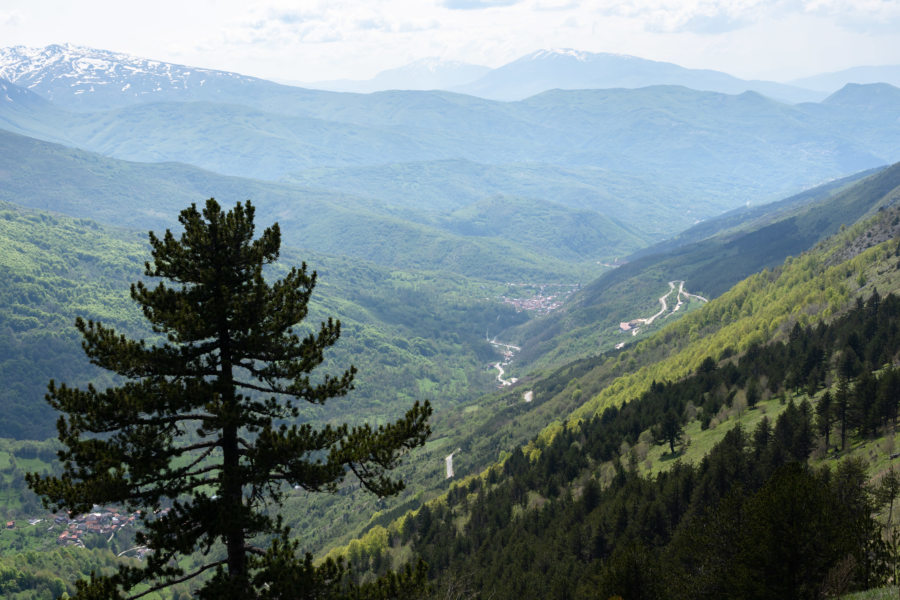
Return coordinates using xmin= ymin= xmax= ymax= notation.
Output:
xmin=224 ymin=178 xmax=900 ymax=561
xmin=0 ymin=200 xmax=527 ymax=439
xmin=393 ymin=291 xmax=900 ymax=599
xmin=510 ymin=160 xmax=900 ymax=370
xmin=315 ymin=201 xmax=900 ymax=599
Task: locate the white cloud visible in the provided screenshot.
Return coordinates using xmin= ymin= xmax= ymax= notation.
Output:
xmin=442 ymin=0 xmax=521 ymax=8
xmin=0 ymin=10 xmax=23 ymax=27
xmin=803 ymin=0 xmax=900 ymax=32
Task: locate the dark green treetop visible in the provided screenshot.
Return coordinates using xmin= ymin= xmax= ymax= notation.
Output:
xmin=26 ymin=199 xmax=432 ymax=599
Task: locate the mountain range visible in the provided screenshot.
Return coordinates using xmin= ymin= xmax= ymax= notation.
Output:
xmin=2 ymin=44 xmax=900 ymax=254
xmin=298 ymin=48 xmax=860 ymax=103
xmin=449 ymin=49 xmax=823 ymax=103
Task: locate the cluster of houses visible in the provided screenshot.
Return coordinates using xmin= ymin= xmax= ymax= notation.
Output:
xmin=501 ymin=293 xmax=565 ymax=314
xmin=55 ymin=508 xmax=139 ymax=547
xmin=500 ymin=283 xmax=579 ymax=314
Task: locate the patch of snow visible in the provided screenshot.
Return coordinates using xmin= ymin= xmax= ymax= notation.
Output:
xmin=531 ymin=48 xmax=590 ymax=62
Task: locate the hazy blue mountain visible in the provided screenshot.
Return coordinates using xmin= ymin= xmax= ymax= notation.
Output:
xmin=2 ymin=76 xmax=894 ymax=234
xmin=792 ymin=64 xmax=900 ymax=93
xmin=451 ymin=48 xmax=823 ymax=103
xmin=821 ymin=82 xmax=900 ymax=112
xmin=2 ymin=47 xmax=899 ymax=249
xmin=302 ymin=58 xmax=491 ymax=93
xmin=0 ymin=128 xmax=613 ymax=281
xmin=282 ymin=159 xmax=721 ymax=236
xmin=0 ymin=78 xmax=71 ymax=141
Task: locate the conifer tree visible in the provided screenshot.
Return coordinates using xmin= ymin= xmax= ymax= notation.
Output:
xmin=27 ymin=199 xmax=431 ymax=599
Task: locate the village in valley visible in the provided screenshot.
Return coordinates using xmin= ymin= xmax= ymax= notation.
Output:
xmin=6 ymin=506 xmax=156 ymax=557
xmin=499 ymin=283 xmax=580 ymax=314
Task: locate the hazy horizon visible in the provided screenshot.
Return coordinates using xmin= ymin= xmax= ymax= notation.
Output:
xmin=2 ymin=1 xmax=899 ymax=85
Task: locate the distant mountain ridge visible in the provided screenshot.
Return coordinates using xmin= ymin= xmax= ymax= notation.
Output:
xmin=792 ymin=64 xmax=900 ymax=92
xmin=450 ymin=48 xmax=823 ymax=103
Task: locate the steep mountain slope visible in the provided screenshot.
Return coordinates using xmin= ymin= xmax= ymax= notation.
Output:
xmin=508 ymin=161 xmax=900 ymax=369
xmin=391 ymin=286 xmax=900 ymax=599
xmin=453 ymin=48 xmax=822 ymax=103
xmin=313 ymin=185 xmax=900 ymax=597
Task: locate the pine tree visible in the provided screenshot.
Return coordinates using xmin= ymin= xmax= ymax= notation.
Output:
xmin=652 ymin=409 xmax=684 ymax=455
xmin=26 ymin=199 xmax=432 ymax=599
xmin=815 ymin=390 xmax=833 ymax=451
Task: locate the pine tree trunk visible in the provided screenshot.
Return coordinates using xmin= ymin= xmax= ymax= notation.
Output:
xmin=223 ymin=421 xmax=246 ymax=581
xmin=217 ymin=290 xmax=246 ymax=585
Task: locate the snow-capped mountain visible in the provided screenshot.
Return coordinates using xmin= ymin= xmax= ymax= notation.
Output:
xmin=302 ymin=58 xmax=490 ymax=93
xmin=452 ymin=48 xmax=822 ymax=103
xmin=0 ymin=44 xmax=282 ymax=111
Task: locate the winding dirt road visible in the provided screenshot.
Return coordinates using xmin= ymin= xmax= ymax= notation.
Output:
xmin=625 ymin=280 xmax=708 ymax=336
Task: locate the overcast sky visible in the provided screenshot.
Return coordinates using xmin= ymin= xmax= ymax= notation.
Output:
xmin=2 ymin=0 xmax=898 ymax=83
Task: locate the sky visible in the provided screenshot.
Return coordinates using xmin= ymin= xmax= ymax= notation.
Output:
xmin=1 ymin=0 xmax=899 ymax=83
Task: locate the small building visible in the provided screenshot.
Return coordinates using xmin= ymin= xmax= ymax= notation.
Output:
xmin=5 ymin=521 xmax=14 ymax=529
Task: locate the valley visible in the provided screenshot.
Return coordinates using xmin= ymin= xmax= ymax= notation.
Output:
xmin=1 ymin=40 xmax=900 ymax=600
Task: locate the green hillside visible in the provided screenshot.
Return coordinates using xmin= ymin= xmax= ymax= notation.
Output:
xmin=312 ymin=189 xmax=900 ymax=600
xmin=241 ymin=170 xmax=900 ymax=562
xmin=509 ymin=161 xmax=900 ymax=370
xmin=0 ymin=200 xmax=532 ymax=440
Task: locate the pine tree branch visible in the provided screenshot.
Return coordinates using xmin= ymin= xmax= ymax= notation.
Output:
xmin=135 ymin=464 xmax=221 ymax=491
xmin=132 ymin=414 xmax=218 ymax=425
xmin=233 ymin=379 xmax=290 ymax=395
xmin=125 ymin=559 xmax=227 ymax=600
